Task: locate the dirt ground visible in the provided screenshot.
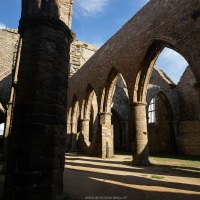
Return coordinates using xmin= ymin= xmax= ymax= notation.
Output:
xmin=64 ymin=153 xmax=200 ymax=200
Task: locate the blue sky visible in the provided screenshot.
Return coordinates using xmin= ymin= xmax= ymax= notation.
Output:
xmin=0 ymin=0 xmax=188 ymax=84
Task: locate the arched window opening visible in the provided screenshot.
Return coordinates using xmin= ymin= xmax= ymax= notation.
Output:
xmin=0 ymin=123 xmax=4 ymax=136
xmin=156 ymin=47 xmax=188 ymax=84
xmin=148 ymin=98 xmax=156 ymax=124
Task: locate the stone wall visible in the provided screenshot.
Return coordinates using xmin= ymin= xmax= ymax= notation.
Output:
xmin=177 ymin=66 xmax=199 ymax=120
xmin=148 ymin=95 xmax=172 ymax=153
xmin=177 ymin=66 xmax=200 ymax=155
xmin=70 ymin=40 xmax=98 ymax=76
xmin=0 ymin=29 xmax=19 ymax=106
xmin=179 ymin=121 xmax=200 ymax=155
xmin=147 ymin=65 xmax=179 ymax=153
xmin=112 ymin=75 xmax=129 ymax=151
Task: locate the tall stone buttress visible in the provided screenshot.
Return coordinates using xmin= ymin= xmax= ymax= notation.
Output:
xmin=4 ymin=0 xmax=73 ymax=199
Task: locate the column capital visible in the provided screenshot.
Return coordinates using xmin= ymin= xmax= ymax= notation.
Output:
xmin=129 ymin=101 xmax=147 ymax=107
xmin=99 ymin=112 xmax=112 ymax=116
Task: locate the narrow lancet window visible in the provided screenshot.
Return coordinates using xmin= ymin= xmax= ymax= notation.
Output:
xmin=148 ymin=98 xmax=156 ymax=123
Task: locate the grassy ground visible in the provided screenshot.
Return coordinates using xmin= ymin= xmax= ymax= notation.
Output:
xmin=114 ymin=150 xmax=200 ymax=169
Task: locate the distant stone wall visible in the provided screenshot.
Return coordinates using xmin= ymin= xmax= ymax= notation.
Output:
xmin=70 ymin=40 xmax=98 ymax=76
xmin=0 ymin=28 xmax=98 ymax=105
xmin=0 ymin=29 xmax=19 ymax=105
xmin=148 ymin=95 xmax=174 ymax=153
xmin=177 ymin=66 xmax=199 ymax=120
xmin=147 ymin=65 xmax=200 ymax=156
xmin=179 ymin=121 xmax=200 ymax=155
xmin=147 ymin=66 xmax=179 ymax=153
xmin=112 ymin=75 xmax=130 ymax=150
xmin=177 ymin=66 xmax=200 ymax=156
xmin=59 ymin=0 xmax=74 ymax=28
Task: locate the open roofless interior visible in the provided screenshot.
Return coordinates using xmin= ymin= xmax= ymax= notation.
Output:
xmin=0 ymin=0 xmax=200 ymax=199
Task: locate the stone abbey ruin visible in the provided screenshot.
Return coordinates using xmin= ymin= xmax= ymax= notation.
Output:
xmin=0 ymin=0 xmax=200 ymax=199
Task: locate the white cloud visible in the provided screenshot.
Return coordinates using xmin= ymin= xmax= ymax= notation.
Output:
xmin=0 ymin=23 xmax=6 ymax=29
xmin=156 ymin=48 xmax=188 ymax=84
xmin=75 ymin=0 xmax=110 ymax=16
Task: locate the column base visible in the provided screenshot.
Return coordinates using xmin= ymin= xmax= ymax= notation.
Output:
xmin=132 ymin=159 xmax=150 ymax=166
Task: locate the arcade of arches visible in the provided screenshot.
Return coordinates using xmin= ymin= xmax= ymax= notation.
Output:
xmin=0 ymin=0 xmax=200 ymax=199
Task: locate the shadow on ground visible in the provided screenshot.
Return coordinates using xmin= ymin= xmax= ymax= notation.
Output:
xmin=64 ymin=153 xmax=200 ymax=200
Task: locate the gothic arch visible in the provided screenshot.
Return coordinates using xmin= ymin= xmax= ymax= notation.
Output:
xmin=78 ymin=84 xmax=98 ymax=151
xmin=81 ymin=84 xmax=96 ymax=120
xmin=134 ymin=39 xmax=194 ymax=102
xmin=100 ymin=68 xmax=119 ymax=113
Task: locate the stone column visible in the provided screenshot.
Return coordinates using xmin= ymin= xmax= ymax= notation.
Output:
xmin=70 ymin=122 xmax=78 ymax=151
xmin=3 ymin=1 xmax=73 ymax=200
xmin=130 ymin=102 xmax=150 ymax=166
xmin=66 ymin=122 xmax=72 ymax=151
xmin=99 ymin=112 xmax=113 ymax=158
xmin=81 ymin=119 xmax=90 ymax=146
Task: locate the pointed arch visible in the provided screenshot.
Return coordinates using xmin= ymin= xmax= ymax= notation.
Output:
xmin=134 ymin=38 xmax=194 ymax=102
xmin=100 ymin=68 xmax=129 ymax=113
xmin=81 ymin=84 xmax=96 ymax=120
xmin=79 ymin=84 xmax=99 ymax=149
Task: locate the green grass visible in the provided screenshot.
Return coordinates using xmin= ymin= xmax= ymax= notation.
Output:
xmin=151 ymin=175 xmax=165 ymax=179
xmin=150 ymin=153 xmax=200 ymax=162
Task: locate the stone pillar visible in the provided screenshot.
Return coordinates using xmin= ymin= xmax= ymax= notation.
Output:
xmin=130 ymin=102 xmax=150 ymax=166
xmin=99 ymin=112 xmax=113 ymax=158
xmin=81 ymin=119 xmax=90 ymax=146
xmin=66 ymin=122 xmax=72 ymax=151
xmin=70 ymin=122 xmax=78 ymax=151
xmin=3 ymin=1 xmax=73 ymax=200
